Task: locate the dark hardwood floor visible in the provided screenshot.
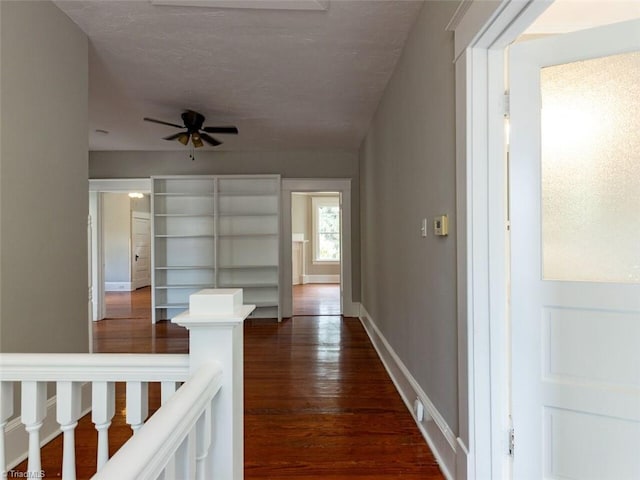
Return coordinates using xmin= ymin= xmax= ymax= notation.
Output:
xmin=14 ymin=287 xmax=444 ymax=479
xmin=292 ymin=283 xmax=341 ymax=316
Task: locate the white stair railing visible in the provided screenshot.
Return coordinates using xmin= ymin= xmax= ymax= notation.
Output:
xmin=0 ymin=288 xmax=253 ymax=480
xmin=92 ymin=364 xmax=221 ymax=480
xmin=0 ymin=354 xmax=190 ymax=478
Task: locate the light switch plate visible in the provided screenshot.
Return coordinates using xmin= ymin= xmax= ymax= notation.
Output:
xmin=433 ymin=215 xmax=448 ymax=236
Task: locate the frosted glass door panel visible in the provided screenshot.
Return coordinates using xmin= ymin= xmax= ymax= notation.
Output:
xmin=541 ymin=51 xmax=640 ymax=283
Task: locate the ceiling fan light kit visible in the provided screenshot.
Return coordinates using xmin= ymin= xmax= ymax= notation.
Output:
xmin=177 ymin=133 xmax=190 ymax=146
xmin=143 ymin=109 xmax=238 ymax=149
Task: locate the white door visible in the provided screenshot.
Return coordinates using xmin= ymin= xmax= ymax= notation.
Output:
xmin=510 ymin=20 xmax=640 ymax=479
xmin=132 ymin=214 xmax=151 ymax=289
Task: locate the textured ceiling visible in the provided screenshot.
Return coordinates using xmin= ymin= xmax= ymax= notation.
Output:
xmin=54 ymin=0 xmax=424 ymax=151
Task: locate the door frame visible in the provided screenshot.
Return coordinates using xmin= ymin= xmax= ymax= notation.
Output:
xmin=451 ymin=1 xmax=553 ymax=479
xmin=281 ymin=178 xmax=357 ymax=318
xmin=89 ymin=178 xmax=152 ymax=322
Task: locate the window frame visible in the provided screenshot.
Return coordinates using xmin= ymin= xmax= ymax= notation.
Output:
xmin=311 ymin=196 xmax=340 ymax=265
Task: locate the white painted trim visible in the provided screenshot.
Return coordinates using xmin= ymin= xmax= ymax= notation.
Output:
xmin=6 ymin=382 xmax=93 ymax=469
xmin=105 ymin=281 xmax=134 ymax=292
xmin=453 ymin=2 xmax=554 ymax=479
xmin=456 ymin=437 xmax=470 ymax=480
xmin=359 ymin=305 xmax=456 ymax=480
xmin=281 ymin=178 xmax=357 ymax=317
xmin=302 ymin=274 xmax=340 ymax=284
xmin=446 ymin=0 xmax=473 ymax=32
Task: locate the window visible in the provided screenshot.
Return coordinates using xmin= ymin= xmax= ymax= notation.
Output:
xmin=312 ymin=196 xmax=340 ymax=263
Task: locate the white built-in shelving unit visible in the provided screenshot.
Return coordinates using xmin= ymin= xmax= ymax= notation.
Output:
xmin=151 ymin=175 xmax=280 ymax=322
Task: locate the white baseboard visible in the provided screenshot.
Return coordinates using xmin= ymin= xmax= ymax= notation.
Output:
xmin=105 ymin=282 xmax=133 ymax=292
xmin=302 ymin=274 xmax=340 ymax=284
xmin=6 ymin=382 xmax=93 ymax=469
xmin=359 ymin=305 xmax=457 ymax=480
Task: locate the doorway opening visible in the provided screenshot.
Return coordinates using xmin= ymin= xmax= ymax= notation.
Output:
xmin=281 ymin=178 xmax=355 ymax=318
xmin=89 ymin=179 xmax=153 ymax=333
xmin=291 ymin=192 xmax=341 ymax=316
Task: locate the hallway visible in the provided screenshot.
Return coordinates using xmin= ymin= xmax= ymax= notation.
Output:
xmin=292 ymin=283 xmax=341 ymax=316
xmin=19 ymin=289 xmax=443 ymax=479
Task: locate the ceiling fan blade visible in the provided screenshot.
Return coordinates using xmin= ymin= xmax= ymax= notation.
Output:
xmin=144 ymin=117 xmax=184 ymax=129
xmin=163 ymin=132 xmax=185 ymax=141
xmin=200 ymin=133 xmax=222 ymax=146
xmin=202 ymin=126 xmax=238 ymax=135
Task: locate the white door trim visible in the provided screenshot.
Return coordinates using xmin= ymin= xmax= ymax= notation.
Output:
xmin=88 ymin=178 xmax=152 ymax=323
xmin=281 ymin=178 xmax=356 ymax=317
xmin=452 ymin=1 xmax=553 ymax=479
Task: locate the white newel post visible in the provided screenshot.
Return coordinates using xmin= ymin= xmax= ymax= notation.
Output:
xmin=172 ymin=289 xmax=254 ymax=480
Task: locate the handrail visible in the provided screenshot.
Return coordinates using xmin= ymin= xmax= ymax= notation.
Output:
xmin=0 ymin=353 xmax=190 ymax=382
xmin=1 ymin=289 xmax=251 ymax=480
xmin=90 ymin=363 xmax=223 ymax=480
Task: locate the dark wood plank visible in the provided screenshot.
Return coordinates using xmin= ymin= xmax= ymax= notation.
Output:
xmin=293 ymin=283 xmax=341 ymax=316
xmin=12 ymin=288 xmax=444 ymax=479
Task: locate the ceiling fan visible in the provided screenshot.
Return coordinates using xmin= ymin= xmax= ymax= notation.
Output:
xmin=144 ymin=110 xmax=238 ymax=148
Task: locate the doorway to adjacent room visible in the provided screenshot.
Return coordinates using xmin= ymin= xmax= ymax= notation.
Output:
xmin=291 ymin=191 xmax=341 ymax=316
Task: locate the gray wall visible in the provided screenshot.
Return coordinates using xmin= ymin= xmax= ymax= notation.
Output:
xmin=103 ymin=193 xmax=131 ymax=283
xmin=359 ymin=1 xmax=459 ymax=432
xmin=0 ymin=0 xmax=88 ymax=353
xmin=90 ymin=149 xmax=360 ymax=300
xmin=292 ymin=193 xmax=307 ymax=236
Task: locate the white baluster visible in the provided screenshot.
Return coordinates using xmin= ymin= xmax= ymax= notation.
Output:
xmin=161 ymin=381 xmax=179 ymax=480
xmin=195 ymin=405 xmax=212 ymax=480
xmin=162 ymin=461 xmax=176 ymax=480
xmin=92 ymin=382 xmax=115 ymax=470
xmin=161 ymin=381 xmax=178 ymax=405
xmin=126 ymin=381 xmax=148 ymax=434
xmin=175 ymin=430 xmax=196 ymax=480
xmin=0 ymin=382 xmax=14 ymax=477
xmin=57 ymin=381 xmax=81 ymax=480
xmin=21 ymin=381 xmax=47 ymax=474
